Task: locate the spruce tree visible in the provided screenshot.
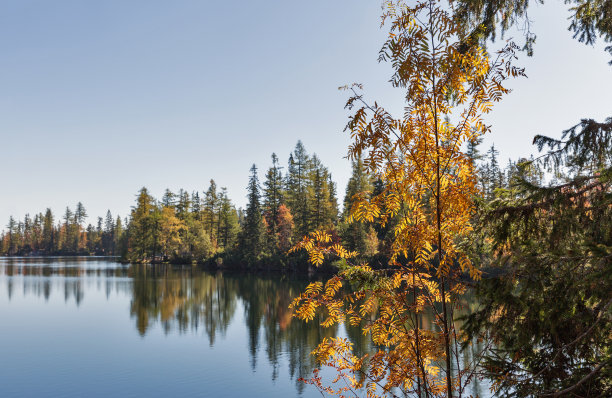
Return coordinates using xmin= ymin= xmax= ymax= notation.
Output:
xmin=204 ymin=179 xmax=218 ymax=241
xmin=286 ymin=141 xmax=311 ymax=237
xmin=263 ymin=153 xmax=284 ymax=234
xmin=218 ymin=187 xmax=239 ymax=250
xmin=129 ymin=187 xmax=157 ymax=261
xmin=42 ymin=208 xmax=54 ymax=253
xmin=240 ymin=165 xmax=265 ymax=263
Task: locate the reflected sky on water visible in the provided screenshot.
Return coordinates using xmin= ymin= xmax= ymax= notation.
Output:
xmin=0 ymin=257 xmax=491 ymax=397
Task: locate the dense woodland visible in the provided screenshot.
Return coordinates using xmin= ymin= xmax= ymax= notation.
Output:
xmin=0 ymin=141 xmax=337 ymax=268
xmin=1 ymin=140 xmax=531 ymax=270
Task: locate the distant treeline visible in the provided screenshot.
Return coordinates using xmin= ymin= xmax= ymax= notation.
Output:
xmin=0 ymin=140 xmax=525 ymax=269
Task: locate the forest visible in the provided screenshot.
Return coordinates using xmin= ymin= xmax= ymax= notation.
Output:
xmin=1 ymin=0 xmax=610 ymax=397
xmin=2 ymin=140 xmax=528 ymax=270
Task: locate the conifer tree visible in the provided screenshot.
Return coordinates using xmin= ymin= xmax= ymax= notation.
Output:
xmin=42 ymin=208 xmax=54 ymax=253
xmin=263 ymin=153 xmax=284 ymax=235
xmin=286 ymin=141 xmax=311 ymax=237
xmin=204 ymin=179 xmax=218 ymax=242
xmin=218 ymin=187 xmax=239 ymax=250
xmin=5 ymin=216 xmax=17 ymax=255
xmin=308 ymin=155 xmax=337 ymax=229
xmin=191 ymin=191 xmax=201 ymax=220
xmin=161 ymin=189 xmax=176 ymax=208
xmin=240 ymin=165 xmax=265 ymax=263
xmin=129 ymin=187 xmax=157 ymax=261
xmin=464 ymin=117 xmax=612 ymax=397
xmin=175 ymin=189 xmax=191 ymax=220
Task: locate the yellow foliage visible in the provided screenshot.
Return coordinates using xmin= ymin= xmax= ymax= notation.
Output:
xmin=291 ymin=0 xmax=522 ymax=396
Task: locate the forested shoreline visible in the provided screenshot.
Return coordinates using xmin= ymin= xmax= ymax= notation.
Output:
xmin=2 ymin=139 xmax=544 ymax=271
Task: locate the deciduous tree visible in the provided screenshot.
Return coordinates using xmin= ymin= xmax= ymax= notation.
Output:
xmin=291 ymin=1 xmax=521 ymax=396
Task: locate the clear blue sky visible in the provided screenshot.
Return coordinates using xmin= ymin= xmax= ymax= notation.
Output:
xmin=1 ymin=0 xmax=610 ymax=226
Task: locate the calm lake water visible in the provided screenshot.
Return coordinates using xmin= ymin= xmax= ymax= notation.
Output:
xmin=0 ymin=257 xmax=492 ymax=397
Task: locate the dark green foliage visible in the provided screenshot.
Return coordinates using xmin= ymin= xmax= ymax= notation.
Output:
xmin=455 ymin=0 xmax=612 ymax=63
xmin=240 ymin=164 xmax=265 ymax=263
xmin=464 ymin=118 xmax=612 ymax=397
xmin=218 ymin=187 xmax=239 ymax=250
xmin=263 ymin=153 xmax=284 ymax=235
xmin=286 ymin=141 xmax=312 ymax=237
xmin=128 ymin=188 xmax=159 ymax=261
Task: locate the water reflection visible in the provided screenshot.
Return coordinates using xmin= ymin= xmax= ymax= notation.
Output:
xmin=0 ymin=258 xmax=489 ymax=397
xmin=126 ymin=265 xmax=355 ymax=393
xmin=0 ymin=258 xmax=373 ymax=395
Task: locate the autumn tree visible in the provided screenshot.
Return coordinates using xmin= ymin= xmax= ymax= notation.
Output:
xmin=291 ymin=1 xmax=521 ymax=396
xmin=341 ymin=156 xmax=375 ymax=255
xmin=276 ymin=204 xmax=295 ymax=253
xmin=158 ymin=206 xmax=185 ymax=259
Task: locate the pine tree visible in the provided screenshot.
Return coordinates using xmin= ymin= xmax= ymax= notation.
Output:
xmin=263 ymin=153 xmax=284 ymax=234
xmin=204 ymin=179 xmax=218 ymax=243
xmin=218 ymin=187 xmax=239 ymax=250
xmin=128 ymin=187 xmax=158 ymax=261
xmin=175 ymin=189 xmax=191 ymax=220
xmin=286 ymin=141 xmax=311 ymax=237
xmin=5 ymin=216 xmax=17 ymax=255
xmin=308 ymin=155 xmax=336 ymax=229
xmin=161 ymin=189 xmax=176 ymax=208
xmin=191 ymin=191 xmax=202 ymax=220
xmin=42 ymin=208 xmax=54 ymax=253
xmin=483 ymin=144 xmax=503 ymax=198
xmin=240 ymin=165 xmax=265 ymax=263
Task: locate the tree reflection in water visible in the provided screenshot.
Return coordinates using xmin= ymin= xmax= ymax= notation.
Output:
xmin=0 ymin=258 xmax=489 ymax=397
xmin=127 ymin=265 xmax=360 ymax=392
xmin=0 ymin=258 xmax=374 ymax=392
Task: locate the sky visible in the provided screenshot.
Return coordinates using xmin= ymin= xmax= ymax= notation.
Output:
xmin=1 ymin=0 xmax=611 ymax=227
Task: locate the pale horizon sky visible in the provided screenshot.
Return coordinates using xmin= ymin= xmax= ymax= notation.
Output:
xmin=1 ymin=0 xmax=611 ymax=228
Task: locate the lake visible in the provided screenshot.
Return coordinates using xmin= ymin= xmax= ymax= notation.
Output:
xmin=0 ymin=257 xmax=492 ymax=397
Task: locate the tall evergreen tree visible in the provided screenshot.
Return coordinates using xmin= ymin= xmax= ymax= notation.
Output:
xmin=240 ymin=165 xmax=265 ymax=263
xmin=161 ymin=189 xmax=176 ymax=208
xmin=42 ymin=208 xmax=54 ymax=253
xmin=175 ymin=189 xmax=191 ymax=220
xmin=191 ymin=191 xmax=202 ymax=220
xmin=5 ymin=216 xmax=17 ymax=255
xmin=286 ymin=141 xmax=311 ymax=237
xmin=218 ymin=187 xmax=239 ymax=250
xmin=308 ymin=155 xmax=337 ymax=229
xmin=263 ymin=153 xmax=284 ymax=235
xmin=204 ymin=179 xmax=218 ymax=242
xmin=129 ymin=187 xmax=158 ymax=261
